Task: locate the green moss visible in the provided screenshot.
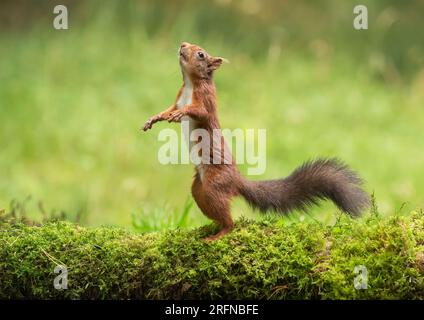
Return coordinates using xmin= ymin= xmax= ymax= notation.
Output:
xmin=1 ymin=212 xmax=424 ymax=299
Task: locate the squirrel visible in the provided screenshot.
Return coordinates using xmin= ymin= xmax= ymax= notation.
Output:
xmin=142 ymin=42 xmax=370 ymax=241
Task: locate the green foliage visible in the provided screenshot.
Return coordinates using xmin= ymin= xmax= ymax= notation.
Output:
xmin=1 ymin=211 xmax=423 ymax=299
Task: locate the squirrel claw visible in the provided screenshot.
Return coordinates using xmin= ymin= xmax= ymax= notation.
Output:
xmin=142 ymin=122 xmax=152 ymax=131
xmin=203 ymin=227 xmax=233 ymax=242
xmin=142 ymin=116 xmax=161 ymax=131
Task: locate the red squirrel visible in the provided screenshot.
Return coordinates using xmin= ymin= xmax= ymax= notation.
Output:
xmin=142 ymin=42 xmax=370 ymax=241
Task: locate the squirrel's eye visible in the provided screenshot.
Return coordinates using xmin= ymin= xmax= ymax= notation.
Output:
xmin=197 ymin=51 xmax=205 ymax=59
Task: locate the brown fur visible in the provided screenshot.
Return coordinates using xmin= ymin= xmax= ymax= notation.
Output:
xmin=143 ymin=42 xmax=370 ymax=241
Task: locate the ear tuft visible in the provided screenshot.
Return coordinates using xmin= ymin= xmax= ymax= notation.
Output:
xmin=213 ymin=56 xmax=229 ymax=64
xmin=208 ymin=56 xmax=229 ymax=71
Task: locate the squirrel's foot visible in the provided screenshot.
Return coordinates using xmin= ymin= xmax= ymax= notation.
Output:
xmin=203 ymin=226 xmax=233 ymax=242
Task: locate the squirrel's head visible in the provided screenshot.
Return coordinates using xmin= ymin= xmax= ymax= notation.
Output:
xmin=178 ymin=42 xmax=227 ymax=80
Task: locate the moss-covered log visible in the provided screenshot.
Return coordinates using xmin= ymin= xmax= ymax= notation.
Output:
xmin=1 ymin=212 xmax=424 ymax=299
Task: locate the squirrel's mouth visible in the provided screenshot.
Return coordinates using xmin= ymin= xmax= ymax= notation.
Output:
xmin=179 ymin=49 xmax=187 ymax=62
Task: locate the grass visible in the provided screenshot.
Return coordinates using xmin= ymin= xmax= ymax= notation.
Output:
xmin=0 ymin=1 xmax=424 ymax=231
xmin=131 ymin=197 xmax=203 ymax=232
xmin=1 ymin=210 xmax=424 ymax=299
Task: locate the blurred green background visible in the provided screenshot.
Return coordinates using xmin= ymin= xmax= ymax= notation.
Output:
xmin=1 ymin=0 xmax=423 ymax=231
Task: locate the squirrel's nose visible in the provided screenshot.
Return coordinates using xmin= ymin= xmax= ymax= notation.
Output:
xmin=180 ymin=42 xmax=190 ymax=49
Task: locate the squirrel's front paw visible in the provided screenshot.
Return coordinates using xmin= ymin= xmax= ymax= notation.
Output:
xmin=142 ymin=116 xmax=160 ymax=131
xmin=142 ymin=120 xmax=153 ymax=131
xmin=168 ymin=110 xmax=185 ymax=123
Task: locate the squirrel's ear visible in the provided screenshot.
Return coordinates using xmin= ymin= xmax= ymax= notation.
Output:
xmin=209 ymin=56 xmax=229 ymax=70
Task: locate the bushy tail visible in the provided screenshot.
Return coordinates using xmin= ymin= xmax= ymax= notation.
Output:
xmin=239 ymin=158 xmax=370 ymax=216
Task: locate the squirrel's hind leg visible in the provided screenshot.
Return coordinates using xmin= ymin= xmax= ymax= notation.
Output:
xmin=191 ymin=176 xmax=234 ymax=241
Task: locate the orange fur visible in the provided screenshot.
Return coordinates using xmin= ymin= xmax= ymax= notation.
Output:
xmin=143 ymin=42 xmax=239 ymax=240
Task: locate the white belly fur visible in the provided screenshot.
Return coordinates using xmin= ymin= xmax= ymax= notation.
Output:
xmin=177 ymin=79 xmax=204 ymax=181
xmin=176 ymin=81 xmax=193 ymax=109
